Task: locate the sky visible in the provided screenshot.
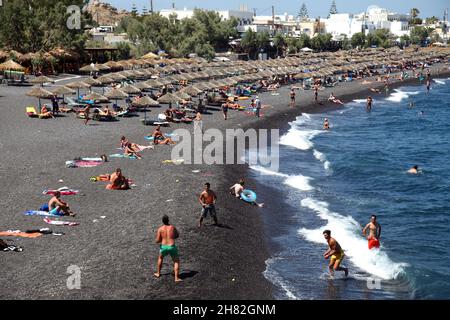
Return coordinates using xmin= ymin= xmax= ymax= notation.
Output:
xmin=103 ymin=0 xmax=448 ymax=18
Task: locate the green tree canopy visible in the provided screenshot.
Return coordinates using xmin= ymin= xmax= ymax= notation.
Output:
xmin=351 ymin=32 xmax=365 ymax=48
xmin=0 ymin=0 xmax=92 ymax=53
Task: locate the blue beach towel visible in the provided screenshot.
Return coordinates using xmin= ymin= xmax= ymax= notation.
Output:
xmin=24 ymin=210 xmax=63 ymax=217
xmin=109 ymin=153 xmax=137 ymax=160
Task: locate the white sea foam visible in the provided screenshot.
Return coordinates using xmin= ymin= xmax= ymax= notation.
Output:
xmin=250 ymin=165 xmax=314 ymax=191
xmin=298 ymin=198 xmax=409 ymax=280
xmin=313 ymin=149 xmax=332 ymax=172
xmin=280 ymin=128 xmax=321 ymax=150
xmin=284 ymin=175 xmax=314 ymax=191
xmin=264 ymin=257 xmax=300 ymax=300
xmin=433 ymin=79 xmax=446 ymax=85
xmin=352 ymin=99 xmax=367 ymax=104
xmin=386 ymin=89 xmax=420 ymax=103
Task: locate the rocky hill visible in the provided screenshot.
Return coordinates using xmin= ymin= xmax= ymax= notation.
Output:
xmin=86 ymin=0 xmax=131 ymax=26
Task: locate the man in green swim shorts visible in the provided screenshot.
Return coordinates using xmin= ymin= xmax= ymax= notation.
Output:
xmin=154 ymin=215 xmax=182 ymax=282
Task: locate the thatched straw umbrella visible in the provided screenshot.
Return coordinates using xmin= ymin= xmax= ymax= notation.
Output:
xmin=83 ymin=92 xmax=109 ymax=103
xmin=173 ymin=91 xmax=191 ymax=100
xmin=0 ymin=59 xmax=26 ymax=72
xmin=180 ymin=86 xmax=203 ymax=97
xmin=121 ymin=85 xmax=141 ymax=95
xmin=0 ymin=50 xmax=8 ymax=62
xmin=30 ymin=75 xmax=54 ymax=87
xmin=141 ymin=52 xmax=159 ymax=59
xmin=79 ymin=64 xmax=100 ymax=73
xmin=50 ymin=85 xmax=76 ymax=101
xmin=105 ymin=88 xmax=128 ymax=106
xmin=132 ymin=95 xmax=159 ymax=121
xmin=83 ymin=77 xmax=102 ymax=87
xmin=66 ymin=81 xmax=91 ymax=97
xmin=26 ymin=86 xmax=54 ymax=109
xmin=134 ymin=81 xmax=152 ymax=90
xmin=109 ymin=73 xmax=127 ymax=81
xmin=94 ymin=63 xmax=111 ymax=72
xmin=158 ymin=92 xmax=182 ymax=104
xmin=97 ymin=75 xmax=114 ymax=85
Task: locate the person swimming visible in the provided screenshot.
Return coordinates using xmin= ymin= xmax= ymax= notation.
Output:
xmin=408 ymin=165 xmax=420 ymax=174
xmin=323 ymin=118 xmax=330 ymax=130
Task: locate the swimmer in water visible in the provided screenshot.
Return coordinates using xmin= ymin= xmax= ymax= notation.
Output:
xmin=409 ymin=101 xmax=415 ymax=108
xmin=323 ymin=118 xmax=330 ymax=130
xmin=408 ymin=165 xmax=420 ymax=174
xmin=419 ymin=111 xmax=424 ymax=116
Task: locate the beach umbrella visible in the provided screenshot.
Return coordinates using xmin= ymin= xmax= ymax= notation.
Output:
xmin=103 ymin=61 xmax=122 ymax=70
xmin=83 ymin=92 xmax=109 ymax=103
xmin=66 ymin=81 xmax=91 ymax=98
xmin=134 ymin=81 xmax=152 ymax=90
xmin=0 ymin=60 xmax=26 ymax=74
xmin=174 ymin=91 xmax=191 ymax=100
xmin=132 ymin=95 xmax=159 ymax=121
xmin=180 ymin=86 xmax=203 ymax=97
xmin=83 ymin=77 xmax=102 ymax=87
xmin=142 ymin=52 xmax=159 ymax=59
xmin=97 ymin=75 xmax=114 ymax=85
xmin=79 ymin=64 xmax=100 ymax=73
xmin=158 ymin=92 xmax=182 ymax=104
xmin=109 ymin=73 xmax=127 ymax=81
xmin=94 ymin=63 xmax=111 ymax=72
xmin=30 ymin=76 xmax=55 ymax=87
xmin=50 ymin=85 xmax=76 ymax=101
xmin=26 ymin=86 xmax=53 ymax=109
xmin=104 ymin=88 xmax=128 ymax=106
xmin=121 ymin=84 xmax=141 ymax=95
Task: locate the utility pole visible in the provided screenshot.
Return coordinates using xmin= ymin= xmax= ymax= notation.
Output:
xmin=272 ymin=5 xmax=275 ymax=35
xmin=253 ymin=8 xmax=256 ymax=17
xmin=150 ymin=0 xmax=153 ymax=14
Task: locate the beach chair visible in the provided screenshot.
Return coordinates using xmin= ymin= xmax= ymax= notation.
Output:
xmin=66 ymin=97 xmax=87 ymax=110
xmin=26 ymin=106 xmax=38 ymax=118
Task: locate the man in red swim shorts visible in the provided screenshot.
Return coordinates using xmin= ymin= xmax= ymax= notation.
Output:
xmin=362 ymin=214 xmax=382 ymax=249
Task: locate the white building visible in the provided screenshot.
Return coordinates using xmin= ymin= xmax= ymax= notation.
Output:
xmin=159 ymin=7 xmax=254 ymax=32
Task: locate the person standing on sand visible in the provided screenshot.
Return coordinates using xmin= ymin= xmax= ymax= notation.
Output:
xmin=82 ymin=105 xmax=90 ymax=125
xmin=221 ymin=101 xmax=229 ymax=120
xmin=194 ymin=111 xmax=203 ymax=133
xmin=323 ymin=230 xmax=348 ymax=277
xmin=198 ymin=182 xmax=218 ymax=227
xmin=154 ymin=215 xmax=182 ymax=282
xmin=255 ymin=96 xmax=262 ymax=118
xmin=290 ymin=87 xmax=296 ymax=108
xmin=366 ymin=96 xmax=373 ymax=112
xmin=362 ymin=215 xmax=381 ymax=250
xmin=314 ymin=85 xmax=319 ymax=103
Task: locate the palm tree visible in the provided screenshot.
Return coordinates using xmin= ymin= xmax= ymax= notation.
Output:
xmin=410 ymin=8 xmax=420 ymax=19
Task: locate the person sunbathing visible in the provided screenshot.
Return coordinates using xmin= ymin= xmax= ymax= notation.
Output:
xmin=152 ymin=125 xmax=176 ymax=145
xmin=164 ymin=108 xmax=174 ymax=122
xmin=40 ymin=105 xmax=54 ymax=118
xmin=369 ymin=88 xmax=381 ymax=94
xmin=48 ymin=191 xmax=75 ymax=216
xmin=99 ymin=106 xmax=116 ymax=118
xmin=124 ymin=142 xmax=143 ymax=159
xmin=328 ymin=93 xmax=344 ymax=105
xmin=106 ymin=168 xmax=130 ymax=190
xmin=120 ymin=136 xmax=130 ymax=149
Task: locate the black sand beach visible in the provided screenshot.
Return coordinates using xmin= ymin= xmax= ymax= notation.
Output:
xmin=1 ymin=63 xmax=449 ymax=300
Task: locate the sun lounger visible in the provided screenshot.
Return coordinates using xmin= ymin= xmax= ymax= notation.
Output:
xmin=26 ymin=107 xmax=38 ymax=118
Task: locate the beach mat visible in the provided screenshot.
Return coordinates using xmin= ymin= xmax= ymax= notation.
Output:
xmin=24 ymin=210 xmax=63 ymax=217
xmin=43 ymin=218 xmax=79 ymax=226
xmin=109 ymin=154 xmax=137 ymax=160
xmin=66 ymin=160 xmax=103 ymax=168
xmin=43 ymin=188 xmax=79 ymax=196
xmin=0 ymin=231 xmax=42 ymax=238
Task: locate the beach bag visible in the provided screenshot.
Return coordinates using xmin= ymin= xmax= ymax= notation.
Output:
xmin=0 ymin=239 xmax=7 ymax=250
xmin=39 ymin=204 xmax=49 ymax=212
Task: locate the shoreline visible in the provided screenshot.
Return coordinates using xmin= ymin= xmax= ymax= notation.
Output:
xmin=233 ymin=63 xmax=450 ymax=299
xmin=0 ymin=62 xmax=449 ymax=300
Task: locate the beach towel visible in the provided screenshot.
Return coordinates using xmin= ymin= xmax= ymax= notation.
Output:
xmin=66 ymin=160 xmax=103 ymax=168
xmin=162 ymin=159 xmax=184 ymax=165
xmin=43 ymin=218 xmax=79 ymax=226
xmin=144 ymin=133 xmax=175 ymax=141
xmin=0 ymin=231 xmax=42 ymax=238
xmin=26 ymin=107 xmax=38 ymax=117
xmin=79 ymin=157 xmax=103 ymax=162
xmin=43 ymin=188 xmax=79 ymax=196
xmin=109 ymin=154 xmax=137 ymax=160
xmin=24 ymin=210 xmax=64 ymax=217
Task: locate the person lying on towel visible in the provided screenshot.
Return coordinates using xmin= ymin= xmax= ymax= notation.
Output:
xmin=48 ymin=191 xmax=75 ymax=216
xmin=40 ymin=105 xmax=54 ymax=118
xmin=106 ymin=168 xmax=130 ymax=190
xmin=152 ymin=125 xmax=176 ymax=145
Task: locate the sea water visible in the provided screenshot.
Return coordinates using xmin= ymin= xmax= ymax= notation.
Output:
xmin=251 ymin=79 xmax=450 ymax=299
